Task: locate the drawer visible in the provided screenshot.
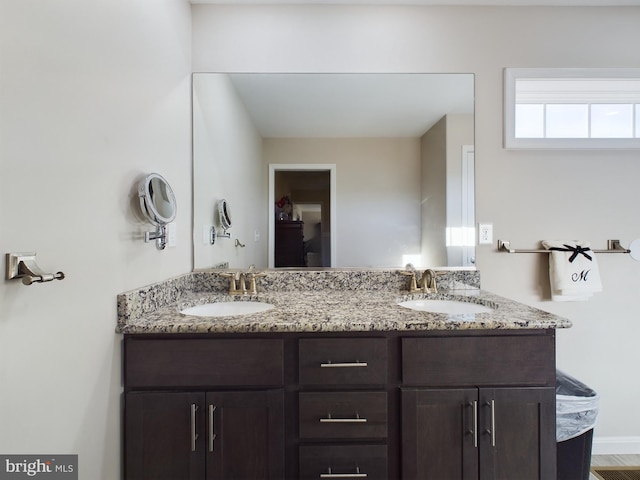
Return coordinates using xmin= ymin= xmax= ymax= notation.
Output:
xmin=299 ymin=445 xmax=388 ymax=480
xmin=299 ymin=392 xmax=387 ymax=440
xmin=299 ymin=338 xmax=387 ymax=386
xmin=402 ymin=334 xmax=555 ymax=386
xmin=124 ymin=338 xmax=283 ymax=388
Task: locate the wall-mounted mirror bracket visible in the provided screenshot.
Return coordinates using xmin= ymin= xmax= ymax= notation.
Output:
xmin=144 ymin=225 xmax=168 ymax=250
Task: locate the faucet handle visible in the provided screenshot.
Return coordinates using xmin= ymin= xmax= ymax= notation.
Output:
xmin=219 ymin=271 xmax=241 ymax=294
xmin=247 ymin=270 xmax=267 ymax=295
xmin=400 ymin=270 xmax=420 ymax=293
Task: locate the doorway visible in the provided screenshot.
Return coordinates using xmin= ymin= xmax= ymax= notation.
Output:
xmin=268 ymin=164 xmax=336 ymax=268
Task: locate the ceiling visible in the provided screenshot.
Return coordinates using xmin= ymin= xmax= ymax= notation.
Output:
xmin=191 ymin=0 xmax=640 ymax=5
xmin=225 ymin=73 xmax=474 ymax=138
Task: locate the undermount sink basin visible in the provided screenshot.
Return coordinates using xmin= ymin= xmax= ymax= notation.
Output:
xmin=398 ymin=299 xmax=494 ymax=315
xmin=180 ymin=301 xmax=275 ymax=317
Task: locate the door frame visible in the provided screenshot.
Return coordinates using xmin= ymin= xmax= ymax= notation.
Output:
xmin=268 ymin=164 xmax=337 ymax=268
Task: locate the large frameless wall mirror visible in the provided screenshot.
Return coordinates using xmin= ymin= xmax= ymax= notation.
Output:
xmin=192 ymin=73 xmax=475 ymax=270
xmin=504 ymin=68 xmax=640 ymax=149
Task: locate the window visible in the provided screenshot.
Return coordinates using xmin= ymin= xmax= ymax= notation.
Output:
xmin=504 ymin=68 xmax=640 ymax=149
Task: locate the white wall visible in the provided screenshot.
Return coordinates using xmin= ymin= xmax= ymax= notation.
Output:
xmin=0 ymin=1 xmax=192 ymax=478
xmin=264 ymin=138 xmax=422 ymax=267
xmin=193 ymin=74 xmax=267 ymax=269
xmin=193 ymin=5 xmax=640 ymax=450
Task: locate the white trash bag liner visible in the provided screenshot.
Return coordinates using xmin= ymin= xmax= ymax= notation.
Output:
xmin=556 ymin=370 xmax=599 ymax=442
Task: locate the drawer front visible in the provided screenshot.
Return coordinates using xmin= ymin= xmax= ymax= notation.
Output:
xmin=402 ymin=334 xmax=555 ymax=386
xmin=299 ymin=338 xmax=387 ymax=386
xmin=124 ymin=338 xmax=283 ymax=388
xmin=299 ymin=392 xmax=387 ymax=440
xmin=299 ymin=445 xmax=388 ymax=480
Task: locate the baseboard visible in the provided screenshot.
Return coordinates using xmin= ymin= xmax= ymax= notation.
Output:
xmin=592 ymin=436 xmax=640 ymax=455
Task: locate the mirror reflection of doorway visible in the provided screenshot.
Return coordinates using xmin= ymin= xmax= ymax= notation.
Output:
xmin=269 ymin=165 xmax=335 ymax=268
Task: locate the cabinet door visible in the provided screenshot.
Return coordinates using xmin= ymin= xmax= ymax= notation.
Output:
xmin=402 ymin=388 xmax=479 ymax=480
xmin=479 ymin=387 xmax=556 ymax=480
xmin=125 ymin=392 xmax=205 ymax=480
xmin=206 ymin=390 xmax=284 ymax=480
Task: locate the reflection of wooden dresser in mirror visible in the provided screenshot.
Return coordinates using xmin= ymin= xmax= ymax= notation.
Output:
xmin=275 ymin=221 xmax=305 ymax=267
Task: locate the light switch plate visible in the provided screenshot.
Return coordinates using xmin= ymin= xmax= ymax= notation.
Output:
xmin=167 ymin=222 xmax=177 ymax=247
xmin=478 ymin=223 xmax=493 ymax=245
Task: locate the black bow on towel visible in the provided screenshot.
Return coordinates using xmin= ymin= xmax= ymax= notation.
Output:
xmin=549 ymin=244 xmax=593 ymax=263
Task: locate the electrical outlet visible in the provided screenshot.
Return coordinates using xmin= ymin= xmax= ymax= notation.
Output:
xmin=254 ymin=230 xmax=260 ymax=242
xmin=478 ymin=223 xmax=493 ymax=245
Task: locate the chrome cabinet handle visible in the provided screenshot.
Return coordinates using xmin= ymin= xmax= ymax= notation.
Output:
xmin=320 ymin=467 xmax=367 ymax=478
xmin=490 ymin=399 xmax=496 ymax=447
xmin=320 ymin=361 xmax=368 ymax=368
xmin=190 ymin=404 xmax=198 ymax=452
xmin=319 ymin=413 xmax=367 ymax=423
xmin=484 ymin=400 xmax=496 ymax=447
xmin=465 ymin=401 xmax=478 ymax=448
xmin=472 ymin=400 xmax=478 ymax=448
xmin=209 ymin=404 xmax=217 ymax=452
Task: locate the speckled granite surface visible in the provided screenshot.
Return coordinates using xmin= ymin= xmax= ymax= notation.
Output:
xmin=117 ymin=269 xmax=571 ymax=334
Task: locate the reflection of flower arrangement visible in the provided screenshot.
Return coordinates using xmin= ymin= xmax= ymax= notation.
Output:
xmin=276 ymin=194 xmax=293 ymax=220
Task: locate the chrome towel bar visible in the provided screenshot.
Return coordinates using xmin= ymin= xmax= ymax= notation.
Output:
xmin=497 ymin=239 xmax=630 ymax=254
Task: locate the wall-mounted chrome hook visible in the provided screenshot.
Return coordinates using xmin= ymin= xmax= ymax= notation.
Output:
xmin=6 ymin=252 xmax=65 ymax=286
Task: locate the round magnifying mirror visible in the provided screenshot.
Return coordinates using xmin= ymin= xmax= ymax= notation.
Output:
xmin=138 ymin=173 xmax=177 ymax=226
xmin=219 ymin=198 xmax=232 ymax=230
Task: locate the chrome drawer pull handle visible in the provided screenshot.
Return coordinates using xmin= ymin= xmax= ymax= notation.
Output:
xmin=320 ymin=466 xmax=368 ymax=478
xmin=320 ymin=361 xmax=368 ymax=368
xmin=319 ymin=413 xmax=367 ymax=423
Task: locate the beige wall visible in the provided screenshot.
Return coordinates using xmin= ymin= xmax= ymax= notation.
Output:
xmin=264 ymin=138 xmax=422 ymax=267
xmin=0 ymin=0 xmax=191 ymax=478
xmin=193 ymin=74 xmax=267 ymax=269
xmin=421 ymin=116 xmax=448 ymax=266
xmin=194 ymin=5 xmax=640 ymax=450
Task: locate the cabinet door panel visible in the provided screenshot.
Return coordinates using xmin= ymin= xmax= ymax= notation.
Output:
xmin=479 ymin=387 xmax=556 ymax=480
xmin=125 ymin=392 xmax=205 ymax=480
xmin=206 ymin=390 xmax=284 ymax=480
xmin=401 ymin=388 xmax=478 ymax=480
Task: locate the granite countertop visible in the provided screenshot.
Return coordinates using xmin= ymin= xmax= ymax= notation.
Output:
xmin=117 ymin=270 xmax=572 ymax=334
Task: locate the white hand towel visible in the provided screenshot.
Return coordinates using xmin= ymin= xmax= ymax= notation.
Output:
xmin=541 ymin=240 xmax=603 ymax=302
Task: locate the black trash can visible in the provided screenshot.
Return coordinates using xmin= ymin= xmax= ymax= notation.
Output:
xmin=556 ymin=370 xmax=599 ymax=480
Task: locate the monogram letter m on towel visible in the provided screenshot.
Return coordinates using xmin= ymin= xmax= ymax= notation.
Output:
xmin=542 ymin=240 xmax=603 ymax=301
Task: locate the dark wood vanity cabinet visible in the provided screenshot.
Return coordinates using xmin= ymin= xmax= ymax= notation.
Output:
xmin=123 ymin=330 xmax=557 ymax=480
xmin=402 ymin=387 xmax=555 ymax=480
xmin=401 ymin=335 xmax=557 ymax=480
xmin=123 ymin=338 xmax=285 ymax=480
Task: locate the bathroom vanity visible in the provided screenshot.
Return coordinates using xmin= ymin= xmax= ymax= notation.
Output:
xmin=118 ymin=270 xmax=571 ymax=480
